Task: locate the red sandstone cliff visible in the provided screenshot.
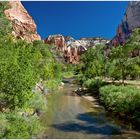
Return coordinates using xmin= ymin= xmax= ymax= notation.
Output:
xmin=45 ymin=34 xmax=109 ymax=64
xmin=4 ymin=1 xmax=41 ymax=42
xmin=44 ymin=34 xmax=67 ymax=52
xmin=111 ymin=1 xmax=140 ymax=46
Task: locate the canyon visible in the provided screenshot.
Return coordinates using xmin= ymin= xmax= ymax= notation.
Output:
xmin=1 ymin=1 xmax=140 ymax=139
xmin=44 ymin=1 xmax=140 ymax=63
xmin=45 ymin=35 xmax=110 ymax=64
xmin=3 ymin=1 xmax=140 ymax=63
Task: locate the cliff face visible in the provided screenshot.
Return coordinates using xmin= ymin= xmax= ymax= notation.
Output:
xmin=44 ymin=34 xmax=67 ymax=52
xmin=4 ymin=1 xmax=41 ymax=42
xmin=111 ymin=1 xmax=140 ymax=46
xmin=45 ymin=34 xmax=109 ymax=64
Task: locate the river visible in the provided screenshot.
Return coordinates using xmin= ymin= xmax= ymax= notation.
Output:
xmin=41 ymin=78 xmax=140 ymax=139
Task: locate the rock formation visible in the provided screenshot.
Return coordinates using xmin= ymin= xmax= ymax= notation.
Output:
xmin=44 ymin=34 xmax=67 ymax=52
xmin=111 ymin=1 xmax=140 ymax=46
xmin=45 ymin=34 xmax=109 ymax=64
xmin=4 ymin=1 xmax=41 ymax=42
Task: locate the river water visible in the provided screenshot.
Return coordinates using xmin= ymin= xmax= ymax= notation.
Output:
xmin=41 ymin=79 xmax=140 ymax=139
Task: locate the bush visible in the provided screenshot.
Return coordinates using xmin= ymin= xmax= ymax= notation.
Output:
xmin=46 ymin=79 xmax=61 ymax=90
xmin=76 ymin=74 xmax=87 ymax=85
xmin=0 ymin=112 xmax=42 ymax=139
xmin=83 ymin=77 xmax=105 ymax=94
xmin=99 ymin=85 xmax=140 ymax=114
xmin=28 ymin=92 xmax=47 ymax=113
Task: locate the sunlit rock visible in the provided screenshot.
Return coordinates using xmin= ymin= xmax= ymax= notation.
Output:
xmin=4 ymin=1 xmax=41 ymax=42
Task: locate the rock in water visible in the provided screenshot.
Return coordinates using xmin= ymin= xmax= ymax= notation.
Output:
xmin=4 ymin=1 xmax=41 ymax=42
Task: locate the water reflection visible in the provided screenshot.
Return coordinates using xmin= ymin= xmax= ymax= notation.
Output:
xmin=42 ymin=82 xmax=140 ymax=139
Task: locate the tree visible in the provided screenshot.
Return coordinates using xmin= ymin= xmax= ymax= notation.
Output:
xmin=79 ymin=45 xmax=105 ymax=79
xmin=0 ymin=38 xmax=40 ymax=110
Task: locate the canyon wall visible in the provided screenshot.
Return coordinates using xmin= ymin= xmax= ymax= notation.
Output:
xmin=45 ymin=34 xmax=109 ymax=64
xmin=4 ymin=1 xmax=41 ymax=42
xmin=111 ymin=1 xmax=140 ymax=46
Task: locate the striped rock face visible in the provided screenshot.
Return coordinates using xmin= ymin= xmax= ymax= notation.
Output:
xmin=4 ymin=1 xmax=41 ymax=42
xmin=111 ymin=1 xmax=140 ymax=46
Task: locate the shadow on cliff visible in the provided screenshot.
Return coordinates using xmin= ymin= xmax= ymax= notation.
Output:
xmin=51 ymin=112 xmax=122 ymax=135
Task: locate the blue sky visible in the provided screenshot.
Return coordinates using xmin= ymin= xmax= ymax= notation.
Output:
xmin=22 ymin=1 xmax=128 ymax=40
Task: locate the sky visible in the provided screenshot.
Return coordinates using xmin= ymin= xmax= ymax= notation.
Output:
xmin=22 ymin=1 xmax=128 ymax=40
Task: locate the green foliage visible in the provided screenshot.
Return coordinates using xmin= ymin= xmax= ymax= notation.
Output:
xmin=99 ymin=85 xmax=140 ymax=114
xmin=33 ymin=40 xmax=62 ymax=82
xmin=46 ymin=79 xmax=60 ymax=90
xmin=0 ymin=39 xmax=38 ymax=110
xmin=28 ymin=92 xmax=47 ymax=113
xmin=0 ymin=38 xmax=62 ymax=138
xmin=0 ymin=2 xmax=12 ymax=36
xmin=0 ymin=38 xmax=62 ymax=111
xmin=108 ymin=46 xmax=127 ymax=82
xmin=127 ymin=28 xmax=140 ymax=47
xmin=107 ymin=28 xmax=140 ymax=82
xmin=0 ymin=112 xmax=42 ymax=139
xmin=75 ymin=45 xmax=106 ymax=86
xmin=79 ymin=45 xmax=105 ymax=79
xmin=83 ymin=77 xmax=104 ymax=93
xmin=62 ymin=63 xmax=76 ymax=78
xmin=76 ymin=74 xmax=87 ymax=85
xmin=0 ymin=2 xmax=64 ymax=138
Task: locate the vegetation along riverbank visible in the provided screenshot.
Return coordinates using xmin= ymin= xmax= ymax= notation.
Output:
xmin=1 ymin=1 xmax=140 ymax=138
xmin=0 ymin=2 xmax=64 ymax=138
xmin=75 ymin=28 xmax=140 ymax=130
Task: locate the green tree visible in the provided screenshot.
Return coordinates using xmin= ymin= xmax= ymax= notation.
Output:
xmin=0 ymin=38 xmax=40 ymax=110
xmin=78 ymin=45 xmax=105 ymax=79
xmin=108 ymin=28 xmax=140 ymax=83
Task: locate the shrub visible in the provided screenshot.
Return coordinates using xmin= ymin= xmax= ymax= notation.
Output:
xmin=99 ymin=85 xmax=140 ymax=114
xmin=46 ymin=79 xmax=61 ymax=90
xmin=83 ymin=77 xmax=105 ymax=94
xmin=0 ymin=112 xmax=42 ymax=139
xmin=28 ymin=92 xmax=47 ymax=113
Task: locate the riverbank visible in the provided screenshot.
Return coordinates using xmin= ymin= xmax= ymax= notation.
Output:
xmin=75 ymin=84 xmax=140 ymax=131
xmin=41 ymin=79 xmax=140 ymax=138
